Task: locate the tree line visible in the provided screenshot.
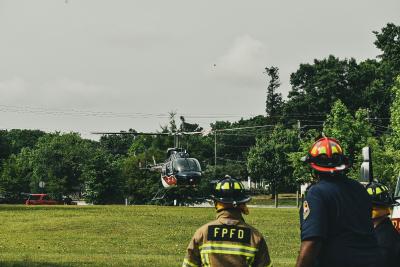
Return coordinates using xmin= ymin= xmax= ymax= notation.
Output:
xmin=0 ymin=23 xmax=399 ymax=204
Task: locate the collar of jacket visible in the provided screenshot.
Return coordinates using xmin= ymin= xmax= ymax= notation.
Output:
xmin=216 ymin=209 xmax=245 ymax=225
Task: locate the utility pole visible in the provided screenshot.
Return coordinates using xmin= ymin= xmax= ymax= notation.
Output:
xmin=274 ymin=177 xmax=278 ymax=208
xmin=297 ymin=120 xmax=301 ymax=139
xmin=214 ymin=131 xmax=217 ymax=167
xmin=297 ymin=119 xmax=301 ymax=208
xmin=213 ymin=130 xmax=217 ymax=177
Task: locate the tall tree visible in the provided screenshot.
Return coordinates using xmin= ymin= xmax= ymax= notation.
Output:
xmin=323 ymin=100 xmax=374 ymax=177
xmin=179 ymin=116 xmax=203 ymax=133
xmin=265 ymin=66 xmax=283 ymax=118
xmin=389 ymin=76 xmax=400 ymax=148
xmin=374 ymin=23 xmax=400 ymax=77
xmin=288 ymin=129 xmax=320 ymax=184
xmin=0 ymin=129 xmax=45 ymax=169
xmin=0 ymin=148 xmax=33 ymax=200
xmin=28 ymin=133 xmax=96 ymax=197
xmin=283 ymin=23 xmax=400 ymax=123
xmin=168 ymin=111 xmax=178 ymax=133
xmin=6 ymin=129 xmax=46 ymax=155
xmin=122 ymin=148 xmax=165 ymax=204
xmin=324 ymin=101 xmax=373 ymax=153
xmin=247 ymin=125 xmax=299 ymax=194
xmin=285 ymin=56 xmax=379 ymax=118
xmin=0 ymin=131 xmax=11 ymax=167
xmin=82 ymin=149 xmax=124 ymax=204
xmin=99 ymin=129 xmax=137 ymax=156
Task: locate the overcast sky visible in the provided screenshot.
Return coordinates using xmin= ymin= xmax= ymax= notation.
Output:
xmin=0 ymin=0 xmax=399 ymax=139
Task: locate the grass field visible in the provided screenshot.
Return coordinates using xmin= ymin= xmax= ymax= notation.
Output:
xmin=0 ymin=205 xmax=300 ymax=267
xmin=250 ymin=194 xmax=299 ymax=206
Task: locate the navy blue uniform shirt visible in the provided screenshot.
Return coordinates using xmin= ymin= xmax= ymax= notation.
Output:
xmin=300 ymin=175 xmax=381 ymax=267
xmin=375 ymin=217 xmax=400 ymax=267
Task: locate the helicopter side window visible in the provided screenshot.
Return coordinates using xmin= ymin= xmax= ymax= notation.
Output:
xmin=187 ymin=159 xmax=201 ymax=172
xmin=195 ymin=159 xmax=201 ymax=171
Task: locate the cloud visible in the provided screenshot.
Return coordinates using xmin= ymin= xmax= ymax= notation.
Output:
xmin=209 ymin=35 xmax=268 ymax=87
xmin=40 ymin=79 xmax=111 ymax=108
xmin=0 ymin=77 xmax=29 ymax=100
xmin=0 ymin=77 xmax=117 ymax=109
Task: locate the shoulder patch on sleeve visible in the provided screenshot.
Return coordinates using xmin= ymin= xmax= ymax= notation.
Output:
xmin=303 ymin=200 xmax=310 ymax=220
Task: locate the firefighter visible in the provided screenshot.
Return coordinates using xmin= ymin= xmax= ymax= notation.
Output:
xmin=182 ymin=176 xmax=272 ymax=267
xmin=366 ymin=182 xmax=400 ymax=267
xmin=296 ymin=137 xmax=381 ymax=267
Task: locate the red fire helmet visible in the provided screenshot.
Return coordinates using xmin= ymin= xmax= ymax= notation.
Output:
xmin=304 ymin=137 xmax=350 ymax=173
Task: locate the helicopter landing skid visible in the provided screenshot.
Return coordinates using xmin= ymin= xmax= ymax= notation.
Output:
xmin=151 ymin=188 xmax=169 ymax=201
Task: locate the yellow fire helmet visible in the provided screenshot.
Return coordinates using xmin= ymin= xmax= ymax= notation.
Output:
xmin=366 ymin=182 xmax=394 ymax=207
xmin=211 ymin=177 xmax=251 ymax=206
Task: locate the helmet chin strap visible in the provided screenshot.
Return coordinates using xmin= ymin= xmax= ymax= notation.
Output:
xmin=312 ymin=169 xmax=346 ymax=180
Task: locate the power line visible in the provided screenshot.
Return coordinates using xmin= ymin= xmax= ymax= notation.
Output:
xmin=374 ymin=129 xmax=389 ymax=134
xmin=217 ymin=144 xmax=253 ymax=148
xmin=217 ymin=133 xmax=264 ymax=137
xmin=215 ymin=125 xmax=276 ymax=132
xmin=0 ymin=103 xmax=337 ymax=120
xmin=369 ymin=122 xmax=390 ymax=129
xmin=0 ymin=104 xmax=169 ymax=119
xmin=300 ymin=124 xmax=324 ymax=128
xmin=367 ymin=117 xmax=391 ymax=120
xmin=298 ymin=120 xmax=326 ymax=123
xmin=0 ymin=104 xmax=269 ymax=120
xmin=216 ymin=157 xmax=247 ymax=163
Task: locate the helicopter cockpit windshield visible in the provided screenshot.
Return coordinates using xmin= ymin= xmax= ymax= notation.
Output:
xmin=173 ymin=158 xmax=201 ymax=173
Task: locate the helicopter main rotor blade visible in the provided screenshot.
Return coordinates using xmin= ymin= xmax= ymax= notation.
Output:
xmin=180 ymin=132 xmax=203 ymax=135
xmin=91 ymin=131 xmax=170 ymax=136
xmin=91 ymin=131 xmax=205 ymax=136
xmin=150 ymin=165 xmax=163 ymax=172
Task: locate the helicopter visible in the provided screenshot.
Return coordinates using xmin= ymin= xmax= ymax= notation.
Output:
xmin=155 ymin=147 xmax=202 ymax=188
xmin=91 ymin=130 xmax=203 ymax=189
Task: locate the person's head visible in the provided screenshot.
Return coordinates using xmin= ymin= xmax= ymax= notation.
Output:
xmin=211 ymin=177 xmax=251 ymax=215
xmin=302 ymin=136 xmax=350 ymax=178
xmin=366 ymin=182 xmax=394 ymax=219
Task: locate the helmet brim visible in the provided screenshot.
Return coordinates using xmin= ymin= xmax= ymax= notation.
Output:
xmin=310 ymin=163 xmax=349 ymax=172
xmin=372 ymin=201 xmax=395 ymax=207
xmin=211 ymin=195 xmax=251 ymax=204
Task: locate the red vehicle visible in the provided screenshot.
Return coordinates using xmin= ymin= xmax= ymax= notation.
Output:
xmin=25 ymin=194 xmax=59 ymax=205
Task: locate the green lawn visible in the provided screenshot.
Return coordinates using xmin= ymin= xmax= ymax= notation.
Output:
xmin=250 ymin=194 xmax=299 ymax=207
xmin=0 ymin=205 xmax=300 ymax=267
